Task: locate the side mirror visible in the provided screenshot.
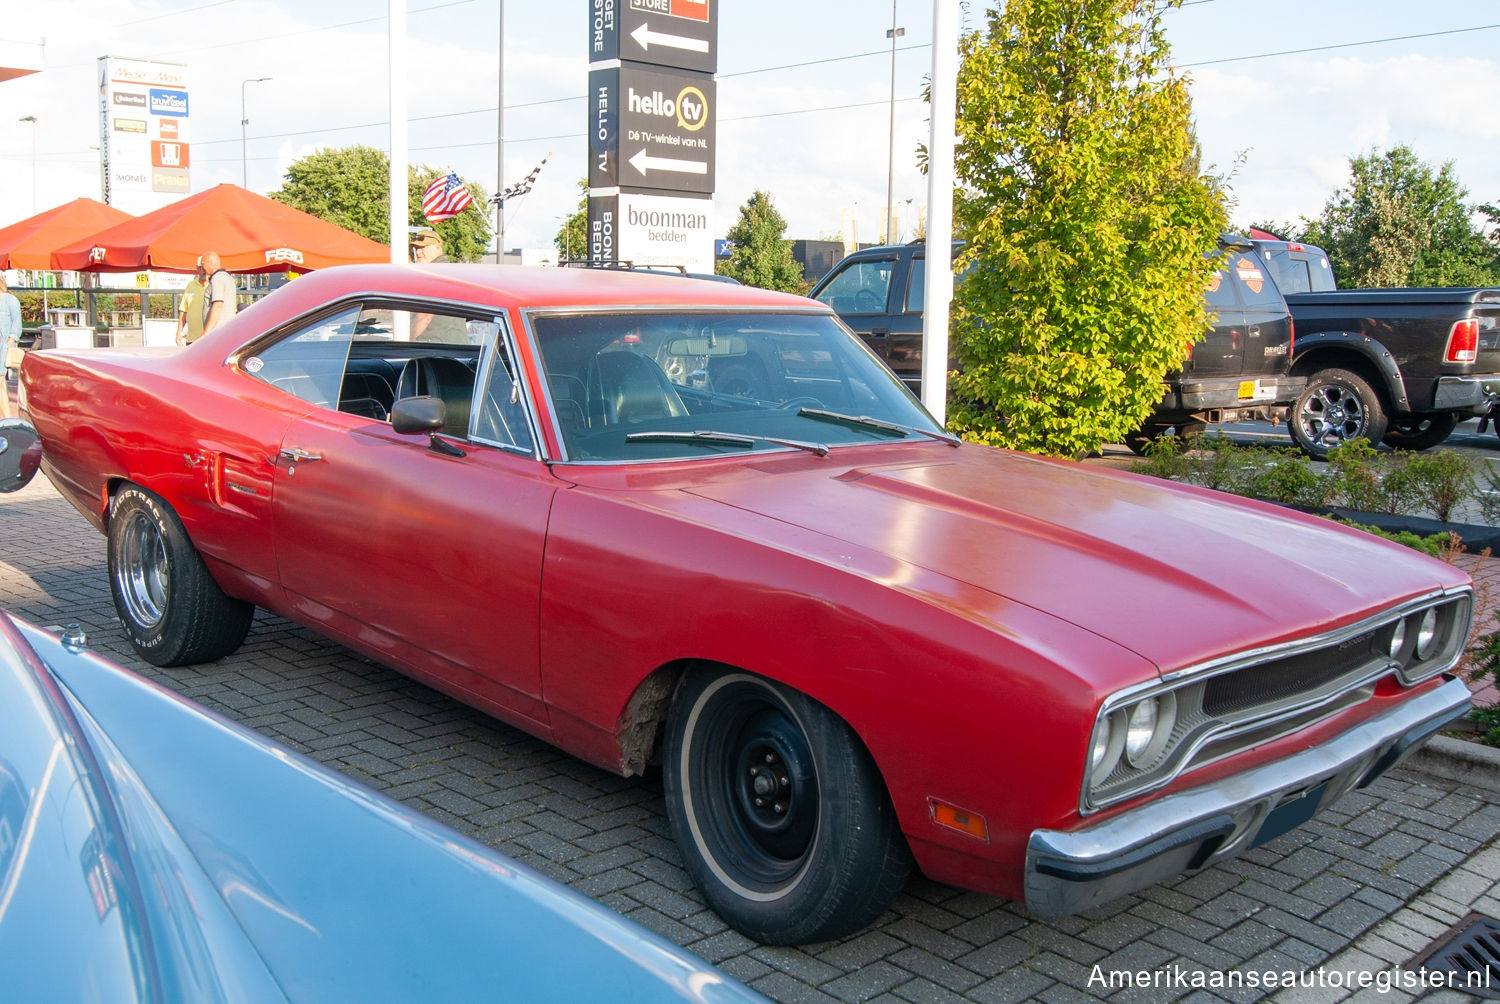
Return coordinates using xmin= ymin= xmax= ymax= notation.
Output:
xmin=391 ymin=396 xmax=445 ymax=435
xmin=0 ymin=419 xmax=42 ymax=493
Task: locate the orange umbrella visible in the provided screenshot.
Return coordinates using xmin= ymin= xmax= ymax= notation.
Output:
xmin=51 ymin=184 xmax=392 ymax=274
xmin=0 ymin=198 xmax=134 ymax=270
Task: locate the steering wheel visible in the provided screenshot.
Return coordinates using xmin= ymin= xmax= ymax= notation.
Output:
xmin=853 ymin=289 xmax=883 ymax=312
xmin=778 ymin=396 xmax=825 ymax=411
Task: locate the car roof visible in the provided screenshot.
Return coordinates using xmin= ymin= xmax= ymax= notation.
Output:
xmin=278 ymin=264 xmax=805 ymax=314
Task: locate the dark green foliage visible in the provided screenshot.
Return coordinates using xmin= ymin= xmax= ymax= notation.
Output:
xmin=1298 ymin=145 xmax=1500 ymax=288
xmin=717 ymin=191 xmax=805 ymax=292
xmin=270 ymin=146 xmax=492 ymax=262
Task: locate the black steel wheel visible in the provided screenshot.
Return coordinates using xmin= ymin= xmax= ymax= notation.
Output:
xmin=107 ymin=484 xmax=253 ymax=666
xmin=1381 ymin=412 xmax=1459 ymax=452
xmin=664 ymin=669 xmax=911 ymax=944
xmin=1290 ymin=367 xmax=1388 ymax=460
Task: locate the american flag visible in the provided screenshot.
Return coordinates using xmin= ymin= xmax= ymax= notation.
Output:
xmin=490 ymin=155 xmax=549 ymax=207
xmin=422 ymin=170 xmax=474 ymax=222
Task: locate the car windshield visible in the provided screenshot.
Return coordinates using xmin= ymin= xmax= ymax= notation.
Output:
xmin=529 ymin=310 xmax=944 ymax=461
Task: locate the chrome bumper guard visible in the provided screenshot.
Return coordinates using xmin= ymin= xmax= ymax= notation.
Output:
xmin=1024 ymin=676 xmax=1470 ymax=918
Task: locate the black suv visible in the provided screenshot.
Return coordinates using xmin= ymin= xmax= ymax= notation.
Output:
xmin=811 ymin=239 xmax=1301 ymax=450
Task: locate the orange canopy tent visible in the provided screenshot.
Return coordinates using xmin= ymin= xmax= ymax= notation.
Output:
xmin=51 ymin=184 xmax=392 ymax=274
xmin=0 ymin=198 xmax=134 ymax=270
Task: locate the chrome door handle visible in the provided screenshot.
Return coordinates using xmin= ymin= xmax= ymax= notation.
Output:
xmin=278 ymin=447 xmax=322 ymax=463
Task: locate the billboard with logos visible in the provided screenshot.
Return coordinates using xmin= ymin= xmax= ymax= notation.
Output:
xmin=98 ymin=56 xmax=190 ymax=214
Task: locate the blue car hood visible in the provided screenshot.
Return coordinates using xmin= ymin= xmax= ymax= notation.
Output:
xmin=0 ymin=615 xmax=762 ymax=1003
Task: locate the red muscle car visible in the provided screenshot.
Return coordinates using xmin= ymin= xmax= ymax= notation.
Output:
xmin=16 ymin=264 xmax=1473 ymax=944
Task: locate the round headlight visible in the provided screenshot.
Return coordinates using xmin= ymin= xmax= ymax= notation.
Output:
xmin=1125 ymin=699 xmax=1159 ymax=763
xmin=1090 ymin=715 xmax=1113 ymax=774
xmin=1415 ymin=608 xmax=1439 ymax=660
xmin=1388 ymin=618 xmax=1407 ymax=659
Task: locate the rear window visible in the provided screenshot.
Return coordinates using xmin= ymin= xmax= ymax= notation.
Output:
xmin=1256 ymin=246 xmax=1337 ymax=293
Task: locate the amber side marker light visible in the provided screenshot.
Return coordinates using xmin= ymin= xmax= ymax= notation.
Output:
xmin=929 ymin=798 xmax=989 ymax=841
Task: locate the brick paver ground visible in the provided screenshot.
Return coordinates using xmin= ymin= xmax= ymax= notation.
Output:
xmin=6 ymin=474 xmax=1500 ymax=1002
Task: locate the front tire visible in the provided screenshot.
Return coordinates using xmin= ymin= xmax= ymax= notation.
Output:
xmin=107 ymin=484 xmax=253 ymax=666
xmin=1290 ymin=368 xmax=1388 ymax=460
xmin=664 ymin=669 xmax=911 ymax=944
xmin=1382 ymin=412 xmax=1458 ymax=451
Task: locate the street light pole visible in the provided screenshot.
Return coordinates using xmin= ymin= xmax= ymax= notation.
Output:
xmin=885 ymin=3 xmax=904 ymax=244
xmin=240 ymin=77 xmax=271 ymax=189
xmin=19 ymin=116 xmax=37 ymax=212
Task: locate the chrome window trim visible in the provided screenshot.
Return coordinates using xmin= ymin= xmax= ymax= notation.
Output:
xmin=227 ymin=293 xmax=543 ymax=461
xmin=467 ymin=311 xmax=543 ymax=460
xmin=1081 ymin=585 xmax=1473 ymax=815
xmin=515 ymin=304 xmax=840 ymax=465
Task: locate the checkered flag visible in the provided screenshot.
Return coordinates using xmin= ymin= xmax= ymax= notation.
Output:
xmin=490 ymin=154 xmax=549 ymax=207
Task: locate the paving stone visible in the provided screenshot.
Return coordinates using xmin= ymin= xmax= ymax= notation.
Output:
xmin=13 ymin=476 xmax=1500 ymax=1004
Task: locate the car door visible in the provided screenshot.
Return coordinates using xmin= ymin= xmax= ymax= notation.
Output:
xmin=1189 ymin=262 xmax=1245 ymax=379
xmin=243 ymin=303 xmax=557 ymax=732
xmin=810 ymin=253 xmax=902 ymax=372
xmin=1234 ymin=253 xmax=1295 ymax=380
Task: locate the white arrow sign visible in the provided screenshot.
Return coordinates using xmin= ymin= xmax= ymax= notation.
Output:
xmin=631 ymin=22 xmax=709 ymax=54
xmin=629 ymin=148 xmax=709 ymax=177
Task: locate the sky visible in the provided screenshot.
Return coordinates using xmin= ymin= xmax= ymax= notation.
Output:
xmin=1 ymin=0 xmax=1497 ymax=255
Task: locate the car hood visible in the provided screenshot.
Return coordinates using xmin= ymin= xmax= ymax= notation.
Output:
xmin=678 ymin=444 xmax=1465 ymax=674
xmin=0 ymin=615 xmax=762 ymax=1004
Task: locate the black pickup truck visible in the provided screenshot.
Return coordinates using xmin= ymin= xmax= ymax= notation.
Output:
xmin=1249 ymin=235 xmax=1500 ymax=457
xmin=809 ymin=238 xmax=1302 ymax=453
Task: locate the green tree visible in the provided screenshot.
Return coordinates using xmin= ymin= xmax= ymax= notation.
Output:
xmin=1300 ymin=146 xmax=1499 ymax=287
xmin=555 ymin=179 xmax=588 ymax=261
xmin=270 ymin=146 xmax=492 ymax=261
xmin=718 ymin=190 xmax=806 ymax=292
xmin=947 ymin=0 xmax=1227 ymax=458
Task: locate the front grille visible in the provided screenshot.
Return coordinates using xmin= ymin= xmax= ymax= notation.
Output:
xmin=1202 ymin=633 xmax=1381 ymax=718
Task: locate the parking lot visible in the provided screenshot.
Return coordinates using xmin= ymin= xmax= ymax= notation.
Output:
xmin=6 ymin=458 xmax=1500 ymax=1002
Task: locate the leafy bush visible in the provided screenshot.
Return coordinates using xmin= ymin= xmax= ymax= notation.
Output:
xmin=1385 ymin=449 xmax=1478 ymax=523
xmin=1332 ymin=521 xmax=1455 ymax=557
xmin=1229 ymin=448 xmax=1323 ymax=506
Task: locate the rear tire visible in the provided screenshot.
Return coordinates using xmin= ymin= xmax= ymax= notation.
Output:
xmin=664 ymin=668 xmax=911 ymax=944
xmin=107 ymin=484 xmax=253 ymax=666
xmin=1381 ymin=412 xmax=1458 ymax=452
xmin=1290 ymin=368 xmax=1388 ymax=460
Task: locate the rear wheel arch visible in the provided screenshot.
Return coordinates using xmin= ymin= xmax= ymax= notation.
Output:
xmin=1291 ymin=341 xmax=1404 ymax=413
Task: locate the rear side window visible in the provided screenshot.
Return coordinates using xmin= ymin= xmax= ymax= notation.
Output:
xmin=813 ymin=258 xmax=896 ymax=315
xmin=1228 ymin=254 xmax=1285 ymax=312
xmin=906 ymin=258 xmax=925 ymax=314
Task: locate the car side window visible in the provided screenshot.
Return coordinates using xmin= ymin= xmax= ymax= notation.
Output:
xmin=905 ymin=258 xmax=925 ymax=314
xmin=1204 ymin=268 xmax=1239 ymax=313
xmin=473 ymin=328 xmax=534 ymax=453
xmin=813 ymin=258 xmax=896 ymax=315
xmin=243 ymin=306 xmax=359 ymax=408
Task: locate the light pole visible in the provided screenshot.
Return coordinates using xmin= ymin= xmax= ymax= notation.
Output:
xmin=240 ymin=77 xmax=271 ymax=188
xmin=19 ymin=116 xmax=37 ymax=212
xmin=885 ymin=3 xmax=904 ymax=244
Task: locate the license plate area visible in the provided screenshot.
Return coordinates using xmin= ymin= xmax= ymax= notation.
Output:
xmin=1251 ymin=780 xmax=1329 ymax=848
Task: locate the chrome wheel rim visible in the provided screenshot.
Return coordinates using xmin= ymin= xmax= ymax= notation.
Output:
xmin=1299 ymin=383 xmax=1366 ymax=448
xmin=116 ymin=510 xmax=168 ymax=628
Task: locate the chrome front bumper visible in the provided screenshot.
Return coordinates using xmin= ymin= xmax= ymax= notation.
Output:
xmin=1024 ymin=676 xmax=1470 ymax=918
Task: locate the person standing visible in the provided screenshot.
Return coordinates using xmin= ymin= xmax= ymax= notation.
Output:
xmin=175 ymin=258 xmax=208 ymax=346
xmin=200 ymin=251 xmax=238 ymax=336
xmin=410 ymin=229 xmax=449 ymax=263
xmin=0 ymin=276 xmax=21 ymax=418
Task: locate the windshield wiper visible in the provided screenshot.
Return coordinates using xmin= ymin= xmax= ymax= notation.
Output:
xmin=795 ymin=408 xmax=961 ymax=447
xmin=624 ymin=430 xmax=830 ymax=457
